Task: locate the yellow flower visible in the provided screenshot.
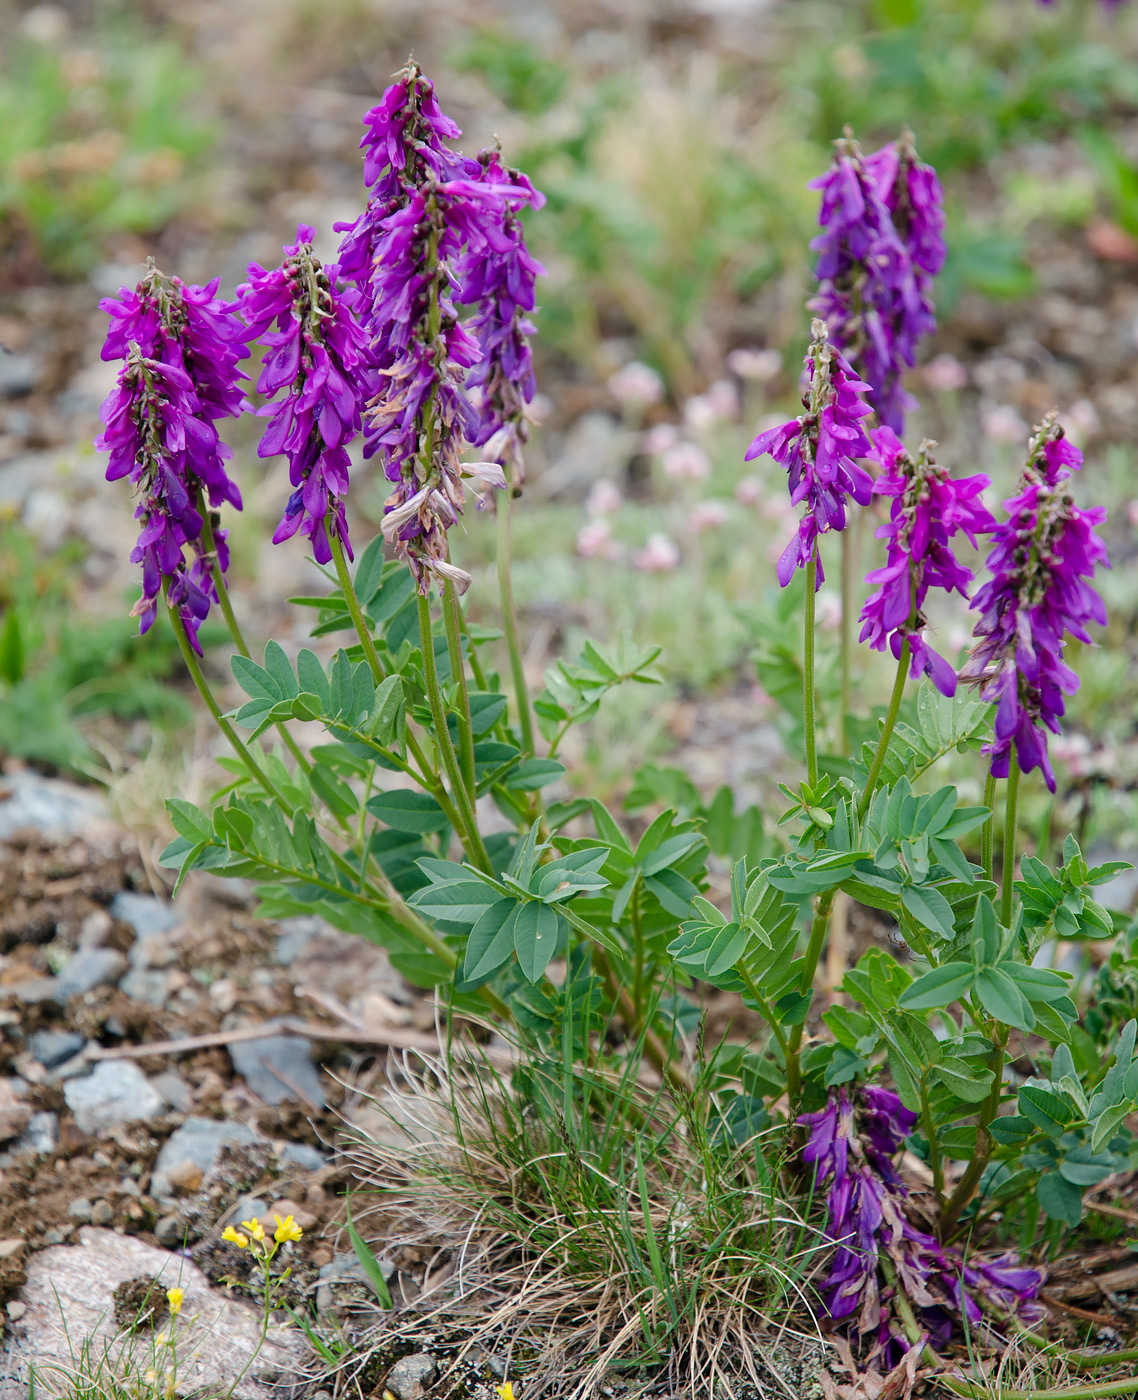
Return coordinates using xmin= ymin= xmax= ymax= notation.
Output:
xmin=240 ymin=1217 xmax=265 ymax=1242
xmin=497 ymin=1385 xmax=516 ymax=1400
xmin=166 ymin=1286 xmax=184 ymax=1315
xmin=143 ymin=1369 xmax=157 ymax=1385
xmin=222 ymin=1225 xmax=248 ymax=1249
xmin=155 ymin=1332 xmax=167 ymax=1347
xmin=273 ymin=1213 xmax=303 ymax=1244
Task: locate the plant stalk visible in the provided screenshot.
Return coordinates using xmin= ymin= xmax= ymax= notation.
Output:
xmin=857 ymin=638 xmax=911 ymax=822
xmin=785 ymin=889 xmax=836 ymax=1106
xmin=497 ymin=484 xmax=536 ymax=757
xmin=329 ymin=529 xmax=386 ymax=685
xmin=943 ymin=1377 xmax=1138 ymax=1400
xmin=981 ymin=771 xmax=997 ymax=883
xmin=939 ymin=1026 xmax=1008 ymax=1238
xmin=442 ymin=579 xmax=477 ymax=797
xmin=1002 ymin=754 xmax=1021 ymax=927
xmin=804 ymin=557 xmax=819 ymax=787
xmin=839 ymin=528 xmax=853 ymax=756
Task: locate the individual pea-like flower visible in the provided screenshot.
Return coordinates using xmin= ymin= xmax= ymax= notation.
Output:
xmin=809 ymin=132 xmax=944 ymax=433
xmin=859 ymin=427 xmax=995 ymax=697
xmin=222 ymin=1225 xmax=248 ymax=1249
xmin=745 ymin=318 xmax=874 ymax=589
xmin=238 ymin=224 xmax=374 ymax=566
xmin=166 ymin=1286 xmax=184 ymax=1315
xmin=273 ymin=1213 xmax=303 ymax=1244
xmin=800 ymin=1085 xmax=1045 ymax=1365
xmin=96 ymin=262 xmax=247 ymax=650
xmin=960 ymin=412 xmax=1109 ymax=791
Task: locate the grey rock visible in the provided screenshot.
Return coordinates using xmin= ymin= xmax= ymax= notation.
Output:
xmin=150 ymin=1116 xmax=259 ymax=1200
xmin=54 ymin=949 xmax=126 ymax=1000
xmin=0 ymin=770 xmax=109 ymax=842
xmin=77 ymin=909 xmax=113 ymax=950
xmin=51 ymin=1052 xmax=93 ymax=1082
xmin=110 ymin=892 xmax=180 ymax=941
xmin=277 ymin=1141 xmax=326 ymax=1172
xmin=63 ymin=1062 xmax=164 ymax=1135
xmin=386 ymin=1354 xmax=438 ymax=1400
xmin=0 ymin=352 xmax=40 ymax=398
xmin=149 ymin=1070 xmax=192 ymax=1113
xmin=118 ymin=969 xmax=171 ymax=1007
xmin=41 ymin=1228 xmax=66 ymax=1246
xmin=274 ymin=915 xmax=324 ymax=966
xmin=9 ymin=977 xmax=61 ymax=1006
xmin=154 ymin=1215 xmax=184 ymax=1248
xmin=230 ymin=1195 xmax=269 ymax=1225
xmin=0 ymin=1227 xmax=305 ymax=1398
xmin=314 ymin=1250 xmax=394 ymax=1312
xmin=229 ymin=1021 xmax=325 ymax=1108
xmin=29 ymin=1030 xmax=86 ymax=1069
xmin=90 ymin=1200 xmax=113 ymax=1227
xmin=13 ymin=1111 xmax=57 ymax=1156
xmin=67 ymin=1199 xmax=93 ymax=1224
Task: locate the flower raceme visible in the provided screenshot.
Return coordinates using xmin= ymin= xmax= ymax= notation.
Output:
xmin=238 ymin=224 xmax=375 ymax=566
xmin=745 ymin=318 xmax=874 ymax=589
xmin=96 ymin=263 xmax=248 ymax=650
xmin=859 ymin=427 xmax=995 ymax=697
xmin=961 ymin=413 xmax=1109 ymax=791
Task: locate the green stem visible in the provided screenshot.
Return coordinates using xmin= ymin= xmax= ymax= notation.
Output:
xmin=939 ymin=1026 xmax=1008 ymax=1238
xmin=804 ymin=559 xmax=818 ymax=787
xmin=443 ymin=580 xmax=476 ymax=797
xmin=631 ymin=878 xmax=645 ymax=1021
xmin=167 ymin=602 xmax=292 ymax=811
xmin=857 ymin=638 xmax=910 ymax=823
xmin=329 ymin=528 xmax=386 ymax=686
xmin=417 ymin=593 xmax=492 ymax=874
xmin=785 ymin=889 xmax=835 ymax=1106
xmin=943 ymin=1378 xmax=1138 ymax=1400
xmin=591 ymin=944 xmax=692 ymax=1093
xmin=920 ymin=1075 xmax=945 ymax=1206
xmin=497 ymin=486 xmax=536 ymax=757
xmin=1069 ymin=1348 xmax=1138 ymax=1372
xmin=738 ymin=965 xmax=789 ymax=1057
xmin=1002 ymin=754 xmax=1021 ymax=927
xmin=839 ymin=528 xmax=853 ymax=757
xmin=981 ymin=771 xmax=997 ymax=883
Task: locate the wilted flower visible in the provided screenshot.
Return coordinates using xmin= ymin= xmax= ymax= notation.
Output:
xmin=662 ymin=442 xmax=712 ymax=482
xmin=633 ymin=533 xmax=680 ymax=572
xmin=96 ymin=262 xmax=247 ymax=651
xmin=859 ymin=427 xmax=995 ymax=697
xmin=608 ymin=360 xmax=664 ymax=406
xmin=745 ymin=319 xmax=874 ymax=589
xmin=961 ymin=413 xmax=1109 ymax=790
xmin=238 ymin=224 xmax=374 ymax=566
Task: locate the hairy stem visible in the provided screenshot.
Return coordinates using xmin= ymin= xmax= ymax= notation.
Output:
xmin=920 ymin=1075 xmax=945 ymax=1206
xmin=939 ymin=1026 xmax=1008 ymax=1238
xmin=417 ymin=592 xmax=492 ymax=874
xmin=857 ymin=637 xmax=911 ymax=822
xmin=329 ymin=528 xmax=386 ymax=685
xmin=943 ymin=1377 xmax=1138 ymax=1400
xmin=839 ymin=528 xmax=853 ymax=756
xmin=1002 ymin=754 xmax=1021 ymax=927
xmin=497 ymin=485 xmax=536 ymax=757
xmin=785 ymin=889 xmax=836 ymax=1106
xmin=804 ymin=558 xmax=819 ymax=787
xmin=442 ymin=580 xmax=477 ymax=797
xmin=981 ymin=770 xmax=997 ymax=883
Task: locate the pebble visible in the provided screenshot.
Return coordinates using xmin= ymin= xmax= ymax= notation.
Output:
xmin=274 ymin=915 xmax=324 ymax=966
xmin=277 ymin=1141 xmax=326 ymax=1172
xmin=0 ymin=769 xmax=109 ymax=842
xmin=42 ymin=1229 xmax=66 ymax=1245
xmin=154 ymin=1214 xmax=184 ymax=1248
xmin=109 ymin=891 xmax=180 ymax=940
xmin=6 ymin=1300 xmax=25 ymax=1321
xmin=54 ymin=948 xmax=127 ymax=1000
xmin=30 ymin=1030 xmax=86 ymax=1069
xmin=0 ymin=1080 xmax=31 ymax=1142
xmin=165 ymin=1160 xmax=204 ymax=1195
xmin=118 ymin=968 xmax=172 ymax=1007
xmin=77 ymin=908 xmax=113 ymax=949
xmin=315 ymin=1251 xmax=394 ymax=1313
xmin=149 ymin=1115 xmax=259 ymax=1199
xmin=67 ymin=1198 xmax=93 ymax=1223
xmin=91 ymin=1199 xmax=113 ymax=1226
xmin=14 ymin=1111 xmax=58 ymax=1155
xmin=259 ymin=1198 xmax=317 ymax=1233
xmin=149 ymin=1069 xmax=192 ymax=1113
xmin=386 ymin=1354 xmax=438 ymax=1400
xmin=63 ymin=1061 xmax=164 ymax=1135
xmin=229 ymin=1022 xmax=325 ymax=1108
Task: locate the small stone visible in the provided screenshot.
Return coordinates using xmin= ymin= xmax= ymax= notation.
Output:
xmin=118 ymin=969 xmax=171 ymax=1007
xmin=0 ymin=1239 xmax=25 ymax=1261
xmin=165 ymin=1160 xmax=204 ymax=1195
xmin=315 ymin=1250 xmax=394 ymax=1312
xmin=154 ymin=1215 xmax=184 ymax=1248
xmin=91 ymin=1199 xmax=113 ymax=1226
xmin=6 ymin=1300 xmax=25 ymax=1321
xmin=229 ymin=1021 xmax=325 ymax=1108
xmin=78 ymin=909 xmax=113 ymax=949
xmin=386 ymin=1353 xmax=438 ymax=1400
xmin=14 ymin=1110 xmax=58 ymax=1156
xmin=30 ymin=1030 xmax=86 ymax=1069
xmin=277 ymin=1141 xmax=326 ymax=1172
xmin=0 ymin=1080 xmax=31 ymax=1142
xmin=54 ymin=948 xmax=126 ymax=1000
xmin=259 ymin=1199 xmax=317 ymax=1233
xmin=0 ymin=770 xmax=109 ymax=842
xmin=208 ymin=979 xmax=238 ymax=1014
xmin=63 ymin=1061 xmax=164 ymax=1135
xmin=149 ymin=1116 xmax=259 ymax=1199
xmin=274 ymin=916 xmax=323 ymax=966
xmin=67 ymin=1198 xmax=93 ymax=1223
xmin=41 ymin=1229 xmax=66 ymax=1245
xmin=149 ymin=1070 xmax=192 ymax=1113
xmin=109 ymin=892 xmax=180 ymax=940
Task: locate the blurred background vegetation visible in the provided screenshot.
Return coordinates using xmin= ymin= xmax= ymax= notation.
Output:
xmin=1 ymin=0 xmax=1137 ymax=863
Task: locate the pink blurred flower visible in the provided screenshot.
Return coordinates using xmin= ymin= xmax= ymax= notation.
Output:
xmin=689 ymin=499 xmax=729 ymax=531
xmin=577 ymin=519 xmax=619 ymax=559
xmin=684 ymin=394 xmax=719 ymax=432
xmin=816 ymin=592 xmax=842 ymax=630
xmin=633 ymin=533 xmax=680 ymax=572
xmin=924 ymin=353 xmax=968 ymax=392
xmin=735 ymin=475 xmax=763 ymax=506
xmin=1067 ymin=398 xmax=1101 ymax=443
xmin=1050 ymin=732 xmax=1091 ymax=777
xmin=1126 ymin=500 xmax=1138 ymax=529
xmin=982 ymin=405 xmax=1028 ymax=444
xmin=642 ymin=422 xmax=679 ymax=455
xmin=662 ymin=441 xmax=712 ymax=481
xmin=609 ymin=360 xmax=664 ymax=406
xmin=726 ymin=347 xmax=782 ymax=382
xmin=586 ymin=480 xmax=622 ymax=516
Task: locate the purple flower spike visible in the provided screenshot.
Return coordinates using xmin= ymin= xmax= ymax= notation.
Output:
xmin=238 ymin=225 xmax=374 ymax=567
xmin=95 ymin=262 xmax=248 ymax=648
xmin=335 ymin=60 xmax=540 ymax=593
xmin=801 ymin=1085 xmax=1046 ymax=1366
xmin=859 ymin=428 xmax=995 ymax=697
xmin=746 ymin=318 xmax=874 ymax=590
xmin=961 ymin=411 xmax=1109 ymax=792
xmin=809 ymin=132 xmax=945 ymax=434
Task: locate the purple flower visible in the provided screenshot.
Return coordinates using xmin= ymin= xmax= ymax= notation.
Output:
xmin=859 ymin=427 xmax=995 ymax=697
xmin=238 ymin=224 xmax=374 ymax=566
xmin=745 ymin=319 xmax=874 ymax=589
xmin=336 ymin=62 xmax=539 ymax=593
xmin=809 ymin=134 xmax=944 ymax=434
xmin=961 ymin=412 xmax=1109 ymax=791
xmin=800 ymin=1085 xmax=1046 ymax=1363
xmin=96 ymin=263 xmax=247 ymax=649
